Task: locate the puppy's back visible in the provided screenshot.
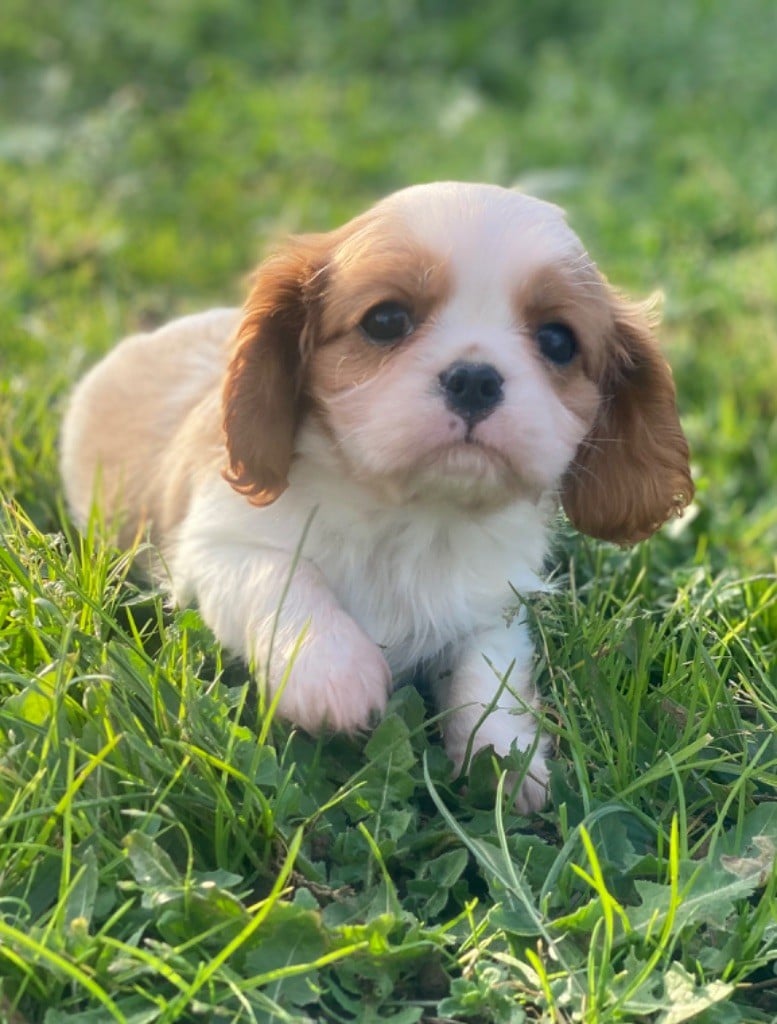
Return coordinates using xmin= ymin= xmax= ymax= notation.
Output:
xmin=61 ymin=309 xmax=238 ymax=548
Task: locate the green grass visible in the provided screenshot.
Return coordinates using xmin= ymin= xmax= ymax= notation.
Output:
xmin=1 ymin=1 xmax=776 ymax=1021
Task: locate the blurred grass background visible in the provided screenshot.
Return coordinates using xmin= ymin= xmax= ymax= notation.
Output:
xmin=1 ymin=0 xmax=776 ymax=571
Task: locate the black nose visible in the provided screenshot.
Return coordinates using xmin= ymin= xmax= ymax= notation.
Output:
xmin=438 ymin=361 xmax=504 ymax=423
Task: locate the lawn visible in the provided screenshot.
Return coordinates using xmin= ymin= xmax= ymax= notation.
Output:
xmin=1 ymin=1 xmax=776 ymax=1021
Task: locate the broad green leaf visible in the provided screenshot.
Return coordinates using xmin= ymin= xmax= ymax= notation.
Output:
xmin=548 ymin=896 xmax=604 ymax=934
xmin=720 ymin=835 xmax=775 ymax=887
xmin=156 ymin=880 xmax=250 ymax=947
xmin=364 ymin=713 xmax=416 ymax=772
xmin=718 ymin=802 xmax=777 ymax=871
xmin=491 ymin=899 xmax=546 ymax=938
xmin=657 ymin=963 xmax=734 ymax=1024
xmin=406 ymin=846 xmax=469 ymax=916
xmin=242 ymin=900 xmax=330 ymax=1008
xmin=123 ymin=831 xmax=181 ymax=892
xmin=630 ymin=859 xmax=758 ymax=936
xmin=4 ymin=684 xmax=53 ymax=725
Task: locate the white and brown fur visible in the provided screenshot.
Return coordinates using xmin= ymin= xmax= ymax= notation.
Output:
xmin=61 ymin=182 xmax=693 ymax=811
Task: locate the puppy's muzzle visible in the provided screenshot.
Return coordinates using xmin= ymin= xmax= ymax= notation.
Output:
xmin=438 ymin=361 xmax=504 ymax=425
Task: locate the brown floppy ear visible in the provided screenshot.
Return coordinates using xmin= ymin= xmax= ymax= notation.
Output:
xmin=561 ymin=295 xmax=694 ymax=544
xmin=222 ymin=235 xmax=330 ymax=505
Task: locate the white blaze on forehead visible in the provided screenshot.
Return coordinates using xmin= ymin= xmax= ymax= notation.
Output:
xmin=376 ymin=182 xmax=585 ymax=290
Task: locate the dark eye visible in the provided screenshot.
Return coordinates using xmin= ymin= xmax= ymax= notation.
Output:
xmin=359 ymin=301 xmax=413 ymax=345
xmin=536 ymin=322 xmax=578 ymax=365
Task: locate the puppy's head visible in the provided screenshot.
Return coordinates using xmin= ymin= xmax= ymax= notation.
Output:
xmin=223 ymin=182 xmax=693 ymax=543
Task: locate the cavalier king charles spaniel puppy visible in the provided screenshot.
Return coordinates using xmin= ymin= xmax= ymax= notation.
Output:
xmin=61 ymin=182 xmax=693 ymax=811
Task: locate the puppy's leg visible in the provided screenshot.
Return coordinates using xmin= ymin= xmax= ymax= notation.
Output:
xmin=434 ymin=622 xmax=549 ymax=813
xmin=172 ymin=544 xmax=391 ymax=734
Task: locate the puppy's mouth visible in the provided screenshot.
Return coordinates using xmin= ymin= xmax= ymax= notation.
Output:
xmin=391 ymin=437 xmax=533 ymax=510
xmin=416 ymin=431 xmax=515 ymax=483
xmin=442 ymin=417 xmax=507 ymax=457
xmin=416 ymin=420 xmax=548 ymax=500
xmin=431 ymin=435 xmax=508 ymax=469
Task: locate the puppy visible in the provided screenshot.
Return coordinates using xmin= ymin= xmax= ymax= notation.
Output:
xmin=61 ymin=182 xmax=693 ymax=811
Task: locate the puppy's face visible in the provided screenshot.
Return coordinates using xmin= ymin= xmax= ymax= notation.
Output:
xmin=224 ymin=183 xmax=693 ymax=542
xmin=309 ymin=185 xmax=606 ymax=507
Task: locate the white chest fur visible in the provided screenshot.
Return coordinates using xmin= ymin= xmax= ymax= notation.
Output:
xmin=306 ymin=495 xmax=546 ymax=673
xmin=176 ymin=439 xmax=550 ymax=677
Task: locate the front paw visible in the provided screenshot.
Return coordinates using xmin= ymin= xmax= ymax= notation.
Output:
xmin=268 ymin=609 xmax=392 ymax=735
xmin=509 ymin=749 xmax=550 ymax=814
xmin=445 ymin=713 xmax=550 ymax=813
